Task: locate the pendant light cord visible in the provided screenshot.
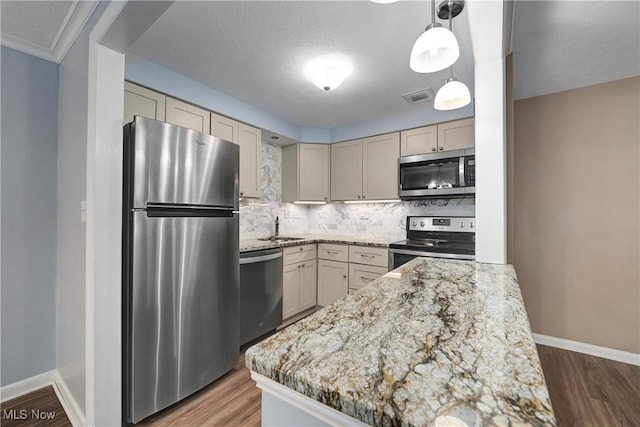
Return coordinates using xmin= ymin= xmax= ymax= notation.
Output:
xmin=448 ymin=1 xmax=454 ymax=79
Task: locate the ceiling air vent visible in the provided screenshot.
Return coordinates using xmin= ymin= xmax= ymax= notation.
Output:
xmin=402 ymin=87 xmax=435 ymax=105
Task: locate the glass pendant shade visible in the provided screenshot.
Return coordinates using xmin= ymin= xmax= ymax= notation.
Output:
xmin=434 ymin=77 xmax=471 ymax=110
xmin=409 ymin=25 xmax=459 ymax=73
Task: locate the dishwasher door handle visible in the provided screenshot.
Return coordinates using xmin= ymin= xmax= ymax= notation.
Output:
xmin=239 ymin=252 xmax=283 ymax=264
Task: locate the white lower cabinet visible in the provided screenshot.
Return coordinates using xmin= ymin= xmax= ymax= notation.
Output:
xmin=349 ymin=263 xmax=388 ymax=292
xmin=282 ymin=244 xmax=317 ymax=320
xmin=317 ymin=244 xmax=389 ymax=307
xmin=317 ymin=259 xmax=349 ymax=307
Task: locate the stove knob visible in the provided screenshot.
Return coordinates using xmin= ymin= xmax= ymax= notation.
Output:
xmin=460 ymin=222 xmax=465 ymax=228
xmin=412 ymin=221 xmax=417 ymax=227
xmin=470 ymin=221 xmax=475 ymax=228
xmin=420 ymin=221 xmax=425 ymax=227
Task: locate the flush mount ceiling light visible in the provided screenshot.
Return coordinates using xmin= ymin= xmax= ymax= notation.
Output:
xmin=409 ymin=0 xmax=461 ymax=73
xmin=304 ymin=55 xmax=353 ymax=92
xmin=434 ymin=0 xmax=471 ymax=110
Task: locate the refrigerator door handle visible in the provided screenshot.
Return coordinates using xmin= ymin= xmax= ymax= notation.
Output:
xmin=146 ymin=205 xmax=234 ymax=218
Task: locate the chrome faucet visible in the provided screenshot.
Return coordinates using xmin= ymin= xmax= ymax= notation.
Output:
xmin=275 ymin=216 xmax=280 ymax=237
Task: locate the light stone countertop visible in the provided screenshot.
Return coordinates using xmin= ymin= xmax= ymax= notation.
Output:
xmin=245 ymin=257 xmax=556 ymax=427
xmin=239 ymin=234 xmax=396 ymax=253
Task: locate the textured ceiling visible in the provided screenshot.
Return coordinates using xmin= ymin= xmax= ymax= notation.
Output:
xmin=128 ymin=1 xmax=474 ymax=129
xmin=1 ymin=0 xmax=73 ymax=49
xmin=512 ymin=1 xmax=640 ymax=100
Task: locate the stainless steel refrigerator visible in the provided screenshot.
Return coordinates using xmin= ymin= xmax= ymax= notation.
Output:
xmin=122 ymin=117 xmax=239 ymax=424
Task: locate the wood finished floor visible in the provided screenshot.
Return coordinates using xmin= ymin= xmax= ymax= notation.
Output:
xmin=0 ymin=386 xmax=71 ymax=427
xmin=2 ymin=346 xmax=638 ymax=426
xmin=537 ymin=344 xmax=640 ymax=427
xmin=139 ymin=349 xmax=260 ymax=427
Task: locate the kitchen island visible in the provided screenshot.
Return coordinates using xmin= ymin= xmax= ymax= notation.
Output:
xmin=245 ymin=257 xmax=556 ymax=426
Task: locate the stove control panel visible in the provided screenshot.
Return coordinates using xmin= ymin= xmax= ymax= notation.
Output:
xmin=408 ymin=216 xmax=476 ymax=233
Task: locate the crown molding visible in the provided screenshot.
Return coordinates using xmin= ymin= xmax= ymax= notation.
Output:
xmin=0 ymin=32 xmax=58 ymax=62
xmin=0 ymin=0 xmax=98 ymax=64
xmin=52 ymin=1 xmax=99 ymax=62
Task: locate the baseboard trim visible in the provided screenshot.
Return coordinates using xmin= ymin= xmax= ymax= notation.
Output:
xmin=53 ymin=371 xmax=85 ymax=427
xmin=533 ymin=333 xmax=640 ymax=366
xmin=0 ymin=370 xmax=56 ymax=402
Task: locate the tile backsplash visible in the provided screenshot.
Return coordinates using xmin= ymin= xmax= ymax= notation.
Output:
xmin=239 ymin=142 xmax=475 ymax=240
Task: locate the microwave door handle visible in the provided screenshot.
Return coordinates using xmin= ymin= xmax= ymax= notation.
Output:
xmin=459 ymin=156 xmax=465 ymax=187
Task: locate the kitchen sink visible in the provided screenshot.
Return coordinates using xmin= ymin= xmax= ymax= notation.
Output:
xmin=257 ymin=236 xmax=305 ymax=242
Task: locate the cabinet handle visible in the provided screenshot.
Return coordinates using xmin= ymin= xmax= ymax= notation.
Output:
xmin=431 ymin=147 xmax=436 ymax=152
xmin=343 ymin=275 xmax=347 ymax=279
xmin=357 ymin=195 xmax=361 ymax=199
xmin=240 ymin=191 xmax=244 ymax=196
xmin=362 ymin=195 xmax=366 ymax=199
xmin=439 ymin=146 xmax=444 ymax=151
xmin=324 ymin=196 xmax=328 ymax=201
xmin=360 ymin=254 xmax=375 ymax=258
xmin=297 ymin=265 xmax=301 ymax=269
xmin=299 ymin=247 xmax=304 ymax=251
xmin=327 ymin=250 xmax=340 ymax=254
xmin=301 ymin=263 xmax=305 ymax=268
xmin=361 ymin=276 xmax=373 ymax=282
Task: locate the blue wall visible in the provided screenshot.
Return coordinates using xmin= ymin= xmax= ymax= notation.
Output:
xmin=125 ymin=54 xmax=474 ymax=144
xmin=1 ymin=46 xmax=59 ymax=386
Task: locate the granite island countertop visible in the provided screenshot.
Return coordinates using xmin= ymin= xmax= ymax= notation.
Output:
xmin=240 ymin=233 xmax=395 ymax=253
xmin=245 ymin=257 xmax=556 ymax=427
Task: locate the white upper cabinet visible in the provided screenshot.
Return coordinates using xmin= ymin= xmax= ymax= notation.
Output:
xmin=437 ymin=118 xmax=475 ymax=152
xmin=165 ymin=97 xmax=211 ymax=134
xmin=210 ymin=112 xmax=239 ymax=143
xmin=400 ymin=125 xmax=437 ymax=156
xmin=362 ymin=132 xmax=399 ymax=200
xmin=123 ymin=81 xmax=166 ymax=124
xmin=331 ymin=133 xmax=399 ymax=201
xmin=330 ymin=139 xmax=363 ymax=201
xmin=282 ymin=144 xmax=330 ymax=202
xmin=238 ymin=123 xmax=261 ymax=198
xmin=400 ymin=118 xmax=474 ymax=156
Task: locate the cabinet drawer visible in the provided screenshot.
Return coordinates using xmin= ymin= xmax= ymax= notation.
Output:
xmin=349 ymin=245 xmax=388 ymax=268
xmin=349 ymin=263 xmax=387 ymax=291
xmin=283 ymin=244 xmax=317 ymax=265
xmin=318 ymin=243 xmax=349 ymax=262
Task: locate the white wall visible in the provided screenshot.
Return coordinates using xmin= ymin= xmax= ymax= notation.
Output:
xmin=56 ymin=2 xmax=107 ymax=417
xmin=1 ymin=46 xmax=59 ymax=387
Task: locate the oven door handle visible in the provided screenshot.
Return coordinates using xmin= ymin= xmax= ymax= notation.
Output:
xmin=389 ymin=248 xmax=475 ymax=260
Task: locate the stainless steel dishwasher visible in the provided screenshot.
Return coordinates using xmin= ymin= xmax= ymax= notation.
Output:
xmin=239 ymin=248 xmax=283 ymax=345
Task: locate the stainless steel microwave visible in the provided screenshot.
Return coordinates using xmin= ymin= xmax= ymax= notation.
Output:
xmin=398 ymin=148 xmax=475 ymax=199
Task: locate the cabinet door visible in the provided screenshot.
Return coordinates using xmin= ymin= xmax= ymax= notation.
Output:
xmin=211 ymin=113 xmax=239 ymax=143
xmin=123 ymin=82 xmax=166 ymax=124
xmin=299 ymin=260 xmax=317 ymax=311
xmin=349 ymin=263 xmax=387 ymax=292
xmin=165 ymin=97 xmax=211 ymax=134
xmin=299 ymin=144 xmax=330 ymax=202
xmin=437 ymin=118 xmax=474 ymax=151
xmin=282 ymin=264 xmax=300 ymax=319
xmin=331 ymin=139 xmax=362 ymax=201
xmin=400 ymin=125 xmax=437 ymax=156
xmin=317 ymin=260 xmax=348 ymax=307
xmin=363 ymin=132 xmax=400 ymax=200
xmin=238 ymin=123 xmax=261 ymax=198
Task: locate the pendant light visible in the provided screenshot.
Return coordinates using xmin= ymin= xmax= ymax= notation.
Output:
xmin=409 ymin=0 xmax=459 ymax=73
xmin=434 ymin=1 xmax=470 ymax=110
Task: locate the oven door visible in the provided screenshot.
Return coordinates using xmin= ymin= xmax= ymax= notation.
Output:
xmin=389 ymin=248 xmax=475 ymax=270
